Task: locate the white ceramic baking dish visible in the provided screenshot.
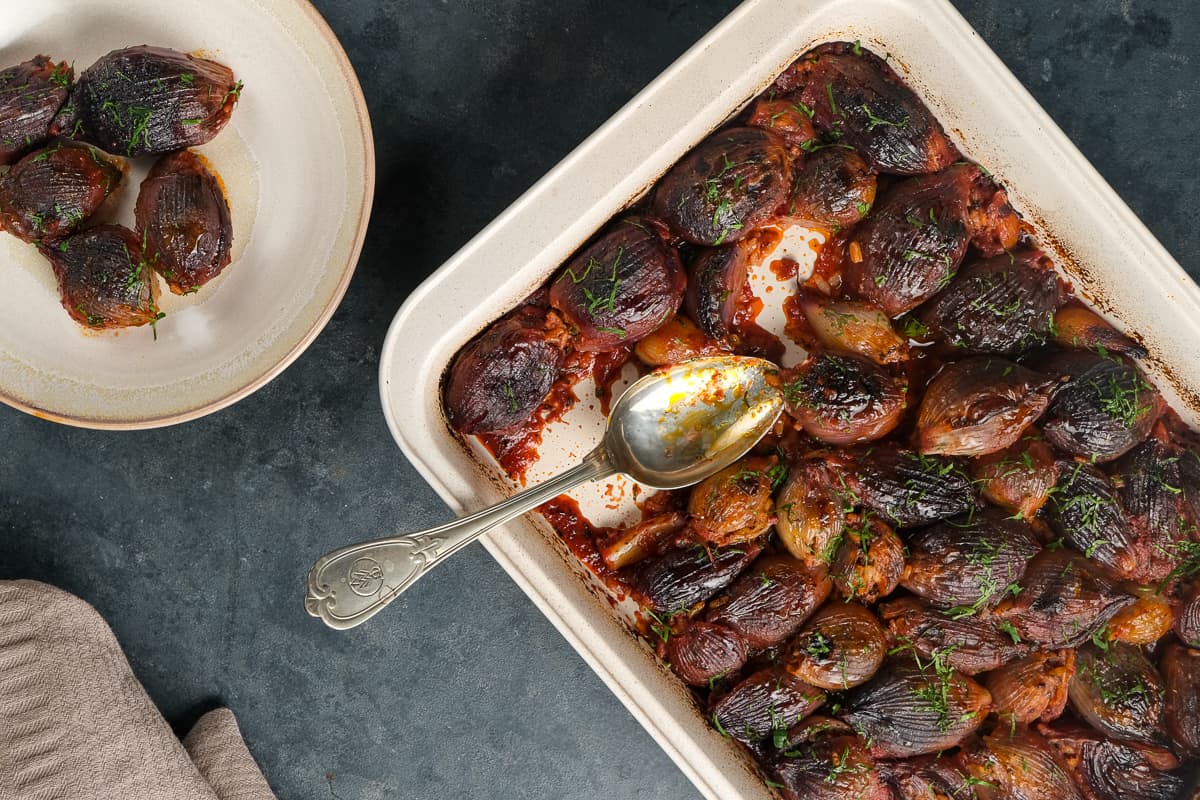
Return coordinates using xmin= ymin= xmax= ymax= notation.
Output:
xmin=378 ymin=0 xmax=1200 ymax=797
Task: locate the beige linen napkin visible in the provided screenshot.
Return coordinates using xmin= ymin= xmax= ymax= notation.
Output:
xmin=0 ymin=580 xmax=275 ymax=800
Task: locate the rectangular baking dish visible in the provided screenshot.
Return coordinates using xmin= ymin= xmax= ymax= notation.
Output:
xmin=378 ymin=1 xmax=1200 ymax=797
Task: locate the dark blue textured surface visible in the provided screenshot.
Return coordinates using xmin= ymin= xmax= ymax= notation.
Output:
xmin=1 ymin=2 xmax=1196 ymax=798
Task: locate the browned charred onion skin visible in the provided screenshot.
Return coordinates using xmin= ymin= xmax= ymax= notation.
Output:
xmin=135 ymin=150 xmax=232 ymax=294
xmin=744 ymin=97 xmax=816 ymax=151
xmin=710 ymin=668 xmax=824 ymax=747
xmin=1046 ymin=461 xmax=1139 ymax=579
xmin=705 ymin=555 xmax=831 ymax=650
xmin=781 ymin=351 xmax=907 ymax=445
xmin=1163 ymin=642 xmax=1200 ymax=758
xmin=1041 ymin=350 xmax=1164 ymax=462
xmin=1052 ymin=302 xmax=1147 ymax=358
xmin=970 ymin=434 xmax=1060 ymax=520
xmin=0 ymin=142 xmax=122 ymax=243
xmin=786 ymin=147 xmax=877 ymax=230
xmin=879 ymin=753 xmax=986 ymax=800
xmin=900 ymin=508 xmax=1040 ymax=614
xmin=627 ymin=541 xmax=762 ymax=615
xmin=794 ymin=292 xmax=907 ymax=366
xmin=775 ymin=456 xmax=849 ymax=566
xmin=851 ymin=445 xmax=976 ymax=527
xmin=548 ymin=218 xmax=685 ymax=351
xmin=784 ymin=601 xmax=887 ymax=690
xmin=0 ymin=56 xmax=71 ymax=164
xmin=985 ymin=649 xmax=1075 ymax=725
xmin=686 ymin=457 xmax=776 ymax=546
xmin=652 ymin=127 xmax=791 ymax=246
xmin=1069 ymin=642 xmax=1167 ymax=746
xmin=42 ymin=225 xmax=161 ymax=329
xmin=1040 ymin=720 xmax=1184 ymax=800
xmin=880 ymin=596 xmax=1030 ymax=676
xmin=994 ymin=549 xmax=1135 ymax=648
xmin=664 ymin=621 xmax=747 ymax=687
xmin=1176 ymin=584 xmax=1200 ymax=648
xmin=839 ymin=657 xmax=991 ymax=758
xmin=1111 ymin=432 xmax=1197 ymax=584
xmin=842 ymin=167 xmax=972 ymax=316
xmin=683 ymin=244 xmax=747 ymax=340
xmin=69 ymin=46 xmax=240 ymax=157
xmin=918 ymin=249 xmax=1063 ymax=355
xmin=793 ymin=43 xmax=958 ymax=175
xmin=916 ymin=357 xmax=1061 ymax=457
xmin=443 ymin=307 xmax=566 ymax=435
xmin=984 ymin=728 xmax=1086 ymax=800
xmin=769 ymin=729 xmax=890 ymax=800
xmin=829 ymin=513 xmax=904 ymax=604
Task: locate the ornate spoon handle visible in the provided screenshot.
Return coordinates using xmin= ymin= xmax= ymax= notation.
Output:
xmin=305 ymin=446 xmax=613 ymax=630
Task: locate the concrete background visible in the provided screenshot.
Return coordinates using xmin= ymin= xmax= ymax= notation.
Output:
xmin=2 ymin=1 xmax=1197 ymax=798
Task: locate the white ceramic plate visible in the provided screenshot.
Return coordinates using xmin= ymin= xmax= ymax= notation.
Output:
xmin=378 ymin=1 xmax=1200 ymax=798
xmin=0 ymin=0 xmax=373 ymax=428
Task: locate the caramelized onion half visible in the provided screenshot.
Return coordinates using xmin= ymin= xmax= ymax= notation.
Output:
xmin=985 ymin=650 xmax=1075 ymax=726
xmin=706 ymin=555 xmax=832 ymax=650
xmin=710 ymin=668 xmax=825 ymax=747
xmin=786 ymin=147 xmax=877 ymax=231
xmin=665 ymin=621 xmax=746 ymax=686
xmin=881 ymin=596 xmax=1030 ymax=676
xmin=1046 ymin=461 xmax=1137 ymax=578
xmin=769 ymin=730 xmax=889 ymax=800
xmin=1163 ymin=642 xmax=1200 ymax=758
xmin=916 ymin=358 xmax=1061 ymax=457
xmin=830 ymin=513 xmax=905 ymax=604
xmin=970 ymin=434 xmax=1060 ymax=520
xmin=628 ymin=541 xmax=762 ymax=614
xmin=984 ymin=728 xmax=1084 ymax=800
xmin=684 ymin=244 xmax=748 ymax=340
xmin=795 ymin=292 xmax=908 ymax=366
xmin=782 ymin=352 xmax=907 ymax=445
xmin=1041 ymin=721 xmax=1183 ymax=800
xmin=1052 ymin=302 xmax=1147 ymax=358
xmin=687 ymin=457 xmax=777 ymax=546
xmin=1068 ymin=642 xmax=1166 ymax=746
xmin=852 ymin=445 xmax=976 ymax=527
xmin=784 ymin=602 xmax=888 ymax=691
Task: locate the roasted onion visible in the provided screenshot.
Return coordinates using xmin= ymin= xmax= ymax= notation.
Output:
xmin=1046 ymin=461 xmax=1138 ymax=578
xmin=596 ymin=511 xmax=686 ymax=570
xmin=1163 ymin=642 xmax=1200 ymax=758
xmin=829 ymin=513 xmax=904 ymax=604
xmin=793 ymin=43 xmax=958 ymax=174
xmin=984 ymin=728 xmax=1084 ymax=800
xmin=1111 ymin=433 xmax=1195 ymax=584
xmin=664 ymin=621 xmax=747 ymax=687
xmin=1176 ymin=584 xmax=1200 ymax=649
xmin=632 ymin=315 xmax=726 ymax=367
xmin=69 ymin=46 xmax=240 ymax=156
xmin=1041 ymin=720 xmax=1183 ymax=800
xmin=705 ymin=554 xmax=832 ymax=650
xmin=916 ymin=358 xmax=1061 ymax=457
xmin=793 ymin=292 xmax=908 ymax=366
xmin=881 ymin=596 xmax=1030 ymax=676
xmin=549 ymin=217 xmax=685 ymax=351
xmin=918 ymin=249 xmax=1062 ymax=355
xmin=786 ymin=147 xmax=877 ymax=231
xmin=135 ymin=149 xmax=233 ymax=295
xmin=42 ymin=225 xmax=161 ymax=329
xmin=0 ymin=141 xmax=122 ymax=243
xmin=0 ymin=56 xmax=71 ymax=164
xmin=1052 ymin=302 xmax=1147 ymax=358
xmin=1069 ymin=642 xmax=1166 ymax=746
xmin=783 ymin=602 xmax=888 ymax=691
xmin=840 ymin=656 xmax=991 ymax=758
xmin=683 ymin=244 xmax=748 ymax=340
xmin=852 ymin=445 xmax=976 ymax=527
xmin=1107 ymin=591 xmax=1174 ymax=646
xmin=628 ymin=541 xmax=762 ymax=614
xmin=775 ymin=457 xmax=849 ymax=566
xmin=768 ymin=729 xmax=890 ymax=800
xmin=842 ymin=167 xmax=972 ymax=316
xmin=970 ymin=434 xmax=1060 ymax=520
xmin=993 ymin=549 xmax=1135 ymax=648
xmin=781 ymin=351 xmax=907 ymax=445
xmin=443 ymin=307 xmax=567 ymax=435
xmin=686 ymin=457 xmax=777 ymax=546
xmin=1041 ymin=350 xmax=1163 ymax=462
xmin=899 ymin=508 xmax=1040 ymax=615
xmin=652 ymin=127 xmax=792 ymax=246
xmin=710 ymin=668 xmax=825 ymax=747
xmin=985 ymin=650 xmax=1075 ymax=725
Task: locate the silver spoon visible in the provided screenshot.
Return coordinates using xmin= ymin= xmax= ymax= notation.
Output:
xmin=305 ymin=355 xmax=783 ymax=630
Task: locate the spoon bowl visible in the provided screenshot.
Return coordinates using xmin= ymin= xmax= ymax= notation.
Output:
xmin=306 ymin=355 xmax=783 ymax=630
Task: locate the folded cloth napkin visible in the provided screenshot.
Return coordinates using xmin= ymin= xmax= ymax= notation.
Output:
xmin=0 ymin=580 xmax=276 ymax=800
